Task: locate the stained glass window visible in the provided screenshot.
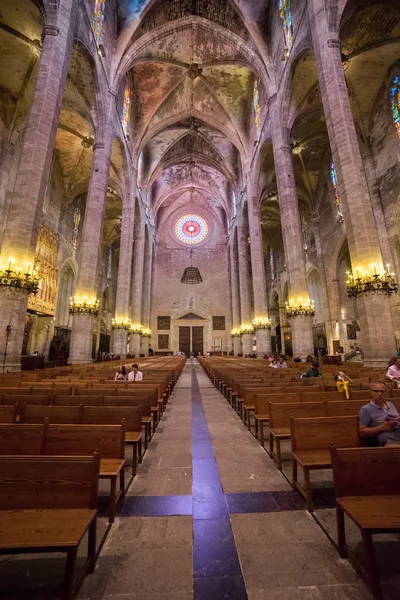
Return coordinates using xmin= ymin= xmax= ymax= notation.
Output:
xmin=330 ymin=162 xmax=344 ymax=219
xmin=122 ymin=77 xmax=131 ymax=136
xmin=232 ymin=191 xmax=237 ymax=219
xmin=279 ymin=0 xmax=294 ymax=52
xmin=390 ymin=75 xmax=400 ymax=140
xmin=253 ymin=79 xmax=261 ymax=138
xmin=137 ymin=152 xmax=143 ymax=186
xmin=107 ymin=246 xmax=112 ymax=280
xmin=92 ymin=0 xmax=106 ymax=44
xmin=269 ymin=248 xmax=275 ymax=281
xmin=72 ymin=201 xmax=81 ymax=249
xmin=175 ymin=214 xmax=208 ymax=245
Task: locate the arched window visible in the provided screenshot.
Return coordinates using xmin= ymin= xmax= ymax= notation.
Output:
xmin=269 ymin=248 xmax=275 ymax=281
xmin=232 ymin=191 xmax=237 ymax=219
xmin=92 ymin=0 xmax=106 ymax=44
xmin=72 ymin=200 xmax=81 ymax=249
xmin=122 ymin=77 xmax=131 ymax=136
xmin=330 ymin=162 xmax=344 ymax=220
xmin=279 ymin=0 xmax=294 ymax=53
xmin=390 ymin=75 xmax=400 ymax=140
xmin=253 ymin=79 xmax=261 ymax=138
xmin=137 ymin=152 xmax=144 ymax=187
xmin=107 ymin=246 xmax=112 ymax=280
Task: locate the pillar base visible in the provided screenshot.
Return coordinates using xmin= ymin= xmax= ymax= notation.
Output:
xmin=0 ymin=288 xmax=29 ymax=372
xmin=256 ymin=329 xmax=272 ymax=357
xmin=290 ymin=315 xmax=314 ymax=360
xmin=69 ymin=313 xmax=96 ymax=364
xmin=128 ymin=333 xmax=141 ymax=357
xmin=233 ymin=338 xmax=242 ymax=356
xmin=356 ymin=294 xmax=396 ymax=366
xmin=112 ymin=329 xmax=128 ymax=358
xmin=241 ymin=333 xmax=253 ymax=356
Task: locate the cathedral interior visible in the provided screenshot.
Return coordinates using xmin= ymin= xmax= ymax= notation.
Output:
xmin=0 ymin=1 xmax=400 ymax=599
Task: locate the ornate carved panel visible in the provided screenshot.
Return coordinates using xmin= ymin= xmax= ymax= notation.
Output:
xmin=27 ymin=225 xmax=59 ymax=316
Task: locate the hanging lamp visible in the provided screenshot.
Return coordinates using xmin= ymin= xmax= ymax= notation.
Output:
xmin=181 ymin=248 xmax=203 ymax=284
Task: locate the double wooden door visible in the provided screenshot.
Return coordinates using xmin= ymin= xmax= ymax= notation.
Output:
xmin=179 ymin=326 xmax=204 ymax=355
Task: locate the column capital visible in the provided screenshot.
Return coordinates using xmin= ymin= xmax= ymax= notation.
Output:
xmin=43 ymin=25 xmax=59 ymax=38
xmin=327 ymin=38 xmax=341 ymax=49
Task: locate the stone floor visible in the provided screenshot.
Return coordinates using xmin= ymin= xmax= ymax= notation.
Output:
xmin=1 ymin=361 xmax=399 ymax=599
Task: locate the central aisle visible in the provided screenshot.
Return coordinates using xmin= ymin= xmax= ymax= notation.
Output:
xmin=79 ymin=362 xmax=371 ymax=600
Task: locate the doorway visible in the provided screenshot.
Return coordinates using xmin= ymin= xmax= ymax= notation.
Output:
xmin=179 ymin=326 xmax=204 ymax=354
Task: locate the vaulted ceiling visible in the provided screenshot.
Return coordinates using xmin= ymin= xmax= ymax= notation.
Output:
xmin=116 ymin=0 xmax=269 ymax=228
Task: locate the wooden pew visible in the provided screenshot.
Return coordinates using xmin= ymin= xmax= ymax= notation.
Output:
xmin=268 ymin=401 xmax=326 ymax=469
xmin=0 ymin=453 xmax=99 ymax=600
xmin=44 ymin=423 xmax=126 ymax=524
xmin=331 ymin=446 xmax=400 ymax=600
xmin=254 ymin=392 xmax=302 ymax=445
xmin=0 ymin=403 xmax=19 ymax=423
xmin=82 ymin=406 xmax=143 ymax=475
xmin=2 ymin=393 xmax=52 ymax=406
xmin=0 ymin=422 xmax=125 ymax=524
xmin=290 ymin=415 xmax=361 ymax=511
xmin=102 ymin=395 xmax=153 ymax=448
xmin=19 ymin=404 xmax=83 ymax=424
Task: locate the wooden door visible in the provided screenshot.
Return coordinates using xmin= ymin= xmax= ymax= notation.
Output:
xmin=179 ymin=326 xmax=190 ymax=355
xmin=192 ymin=326 xmax=204 ymax=355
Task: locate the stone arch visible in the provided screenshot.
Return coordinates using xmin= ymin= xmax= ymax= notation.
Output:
xmin=307 ymin=267 xmax=324 ymax=324
xmin=55 ymin=258 xmax=77 ymax=328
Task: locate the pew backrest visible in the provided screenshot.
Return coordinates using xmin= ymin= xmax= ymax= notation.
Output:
xmin=330 ymin=446 xmax=400 ymax=497
xmin=0 ymin=453 xmax=100 ymax=510
xmin=0 ymin=403 xmax=18 ymax=423
xmin=269 ymin=401 xmax=326 ymax=429
xmin=82 ymin=406 xmax=142 ymax=433
xmin=44 ymin=423 xmax=125 ymax=459
xmin=0 ymin=424 xmax=44 ymax=454
xmin=290 ymin=415 xmax=360 ymax=452
xmin=20 ymin=403 xmax=82 ymax=424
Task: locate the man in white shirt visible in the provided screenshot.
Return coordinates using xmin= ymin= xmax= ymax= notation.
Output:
xmin=128 ymin=364 xmax=143 ymax=381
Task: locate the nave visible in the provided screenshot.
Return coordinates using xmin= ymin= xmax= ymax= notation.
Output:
xmin=2 ymin=361 xmax=391 ymax=600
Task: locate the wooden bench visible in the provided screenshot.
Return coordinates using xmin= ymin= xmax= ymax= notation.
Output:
xmin=269 ymin=401 xmax=326 ymax=469
xmin=82 ymin=406 xmax=143 ymax=475
xmin=254 ymin=392 xmax=302 ymax=445
xmin=0 ymin=453 xmax=99 ymax=600
xmin=0 ymin=422 xmax=125 ymax=524
xmin=19 ymin=403 xmax=83 ymax=423
xmin=0 ymin=403 xmax=19 ymax=422
xmin=331 ymin=446 xmax=400 ymax=600
xmin=290 ymin=415 xmax=361 ymax=511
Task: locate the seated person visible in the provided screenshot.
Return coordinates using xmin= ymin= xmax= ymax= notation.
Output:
xmin=115 ymin=366 xmax=127 ymax=381
xmin=359 ymin=381 xmax=400 ymax=447
xmin=128 ymin=363 xmax=143 ymax=381
xmin=386 ymin=357 xmax=400 ymax=387
xmin=305 ymin=362 xmax=322 ymax=377
xmin=275 ymin=357 xmax=288 ymax=369
xmin=335 ymin=372 xmax=350 ymax=399
xmin=293 ymin=355 xmax=302 ymax=363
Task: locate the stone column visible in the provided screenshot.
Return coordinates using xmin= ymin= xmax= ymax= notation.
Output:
xmin=69 ymin=128 xmax=114 ymax=364
xmin=270 ymin=98 xmax=314 ymax=359
xmin=308 ymin=0 xmax=396 ymax=365
xmin=248 ymin=198 xmax=272 ymax=356
xmin=141 ymin=233 xmax=153 ymax=356
xmin=237 ymin=224 xmax=253 ymax=355
xmin=0 ymin=2 xmax=75 ymax=371
xmin=129 ymin=224 xmax=145 ymax=357
xmin=0 ymin=143 xmax=15 ymax=249
xmin=230 ymin=238 xmax=242 ymax=356
xmin=112 ymin=191 xmax=135 ymax=358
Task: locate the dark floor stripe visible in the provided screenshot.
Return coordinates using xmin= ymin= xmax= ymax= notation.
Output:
xmin=191 ymin=365 xmax=248 ymax=600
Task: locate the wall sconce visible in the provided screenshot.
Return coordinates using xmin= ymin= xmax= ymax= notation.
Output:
xmin=112 ymin=317 xmax=132 ymax=330
xmin=285 ymin=298 xmax=315 ymax=318
xmin=240 ymin=323 xmax=255 ymax=335
xmin=0 ymin=260 xmax=39 ymax=295
xmin=252 ymin=316 xmax=272 ymax=330
xmin=141 ymin=328 xmax=152 ymax=337
xmin=69 ymin=295 xmax=100 ymax=316
xmin=346 ymin=265 xmax=398 ymax=298
xmin=130 ymin=323 xmax=143 ymax=335
xmin=231 ymin=327 xmax=242 ymax=338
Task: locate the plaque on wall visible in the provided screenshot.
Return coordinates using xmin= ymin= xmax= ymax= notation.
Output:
xmin=158 ymin=334 xmax=169 ymax=349
xmin=212 ymin=316 xmax=226 ymax=330
xmin=157 ymin=316 xmax=171 ymax=330
xmin=346 ymin=324 xmax=357 ymax=340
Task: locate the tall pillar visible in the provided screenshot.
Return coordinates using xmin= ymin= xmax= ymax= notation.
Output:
xmin=129 ymin=224 xmax=145 ymax=357
xmin=270 ymin=98 xmax=314 ymax=359
xmin=0 ymin=2 xmax=75 ymax=371
xmin=141 ymin=232 xmax=153 ymax=356
xmin=0 ymin=143 xmax=15 ymax=249
xmin=230 ymin=237 xmax=242 ymax=356
xmin=248 ymin=198 xmax=272 ymax=356
xmin=237 ymin=223 xmax=253 ymax=355
xmin=112 ymin=191 xmax=135 ymax=358
xmin=69 ymin=126 xmax=114 ymax=364
xmin=308 ymin=0 xmax=396 ymax=365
